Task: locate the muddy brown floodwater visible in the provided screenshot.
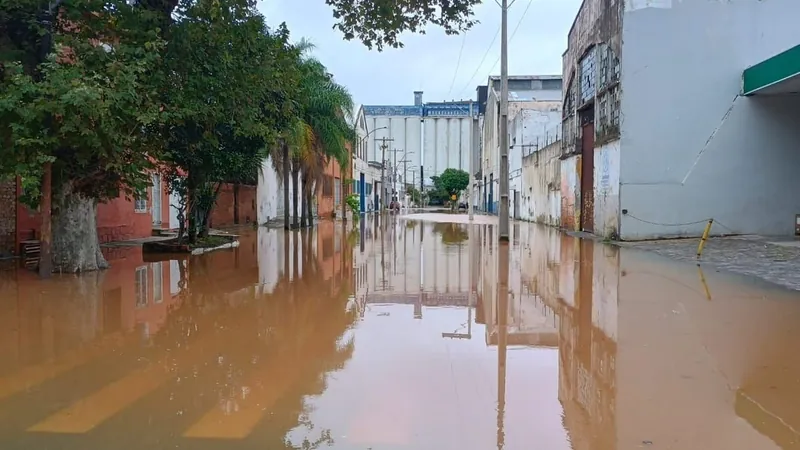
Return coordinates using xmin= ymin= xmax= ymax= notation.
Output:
xmin=0 ymin=214 xmax=799 ymax=449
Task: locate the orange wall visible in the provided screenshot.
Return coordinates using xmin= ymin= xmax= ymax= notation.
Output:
xmin=209 ymin=183 xmax=256 ymax=229
xmin=14 ymin=176 xmax=169 ymax=250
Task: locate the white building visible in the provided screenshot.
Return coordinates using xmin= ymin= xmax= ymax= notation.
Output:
xmin=360 ymin=92 xmax=478 ymax=202
xmin=479 ymin=75 xmax=562 ymax=216
xmin=561 ymin=0 xmax=800 ymax=239
xmin=256 ymin=156 xmax=303 ymax=225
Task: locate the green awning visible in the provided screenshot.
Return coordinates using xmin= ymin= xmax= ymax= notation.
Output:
xmin=742 ymin=44 xmax=800 ymax=96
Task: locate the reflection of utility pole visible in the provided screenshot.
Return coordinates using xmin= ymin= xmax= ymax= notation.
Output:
xmin=497 ymin=236 xmax=509 ymax=450
xmin=498 ymin=0 xmax=510 ymax=241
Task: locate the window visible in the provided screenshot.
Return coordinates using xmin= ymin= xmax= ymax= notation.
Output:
xmin=134 ymin=190 xmax=147 ymax=213
xmin=334 ymin=178 xmax=341 ymax=206
xmin=541 ymin=79 xmax=563 ymax=91
xmin=579 ymin=47 xmax=596 ymax=104
xmin=135 ymin=266 xmax=148 ymax=308
xmin=322 ymin=175 xmax=333 ymax=196
xmin=152 ymin=262 xmax=163 ymax=304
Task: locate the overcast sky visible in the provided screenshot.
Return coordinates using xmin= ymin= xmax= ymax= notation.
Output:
xmin=258 ymin=0 xmax=582 ymax=107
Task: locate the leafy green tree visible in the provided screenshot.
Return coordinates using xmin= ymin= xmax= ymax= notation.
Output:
xmin=0 ymin=0 xmax=164 ymax=272
xmin=438 ymin=168 xmax=469 ymax=197
xmin=278 ymin=40 xmax=354 ymax=229
xmin=158 ymin=0 xmax=300 ymax=241
xmin=324 ymin=0 xmax=481 ymax=50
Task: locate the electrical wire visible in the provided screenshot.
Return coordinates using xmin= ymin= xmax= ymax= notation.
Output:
xmin=457 ymin=25 xmax=500 ymax=96
xmin=446 ymin=33 xmax=468 ymax=99
xmin=457 ymin=0 xmax=532 ymax=97
xmin=485 ymin=0 xmax=535 ymax=77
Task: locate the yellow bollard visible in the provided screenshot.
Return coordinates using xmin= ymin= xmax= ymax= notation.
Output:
xmin=697 ymin=264 xmax=711 ymax=300
xmin=696 ymin=219 xmax=714 ymax=259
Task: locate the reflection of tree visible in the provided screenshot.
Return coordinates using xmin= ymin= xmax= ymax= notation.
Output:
xmin=433 ymin=222 xmax=469 ymax=245
xmin=145 ymin=227 xmax=357 ymax=447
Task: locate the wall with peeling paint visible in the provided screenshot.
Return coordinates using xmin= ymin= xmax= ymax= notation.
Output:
xmin=561 ymin=155 xmax=581 ymax=231
xmin=521 ymin=141 xmax=562 ymax=226
xmin=593 ymin=141 xmax=621 ymax=239
xmin=618 ymin=0 xmax=800 ymax=239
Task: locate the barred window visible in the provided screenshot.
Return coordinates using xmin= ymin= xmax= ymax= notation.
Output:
xmin=579 ymin=47 xmax=596 ymax=104
xmin=134 ymin=191 xmax=147 ymax=212
xmin=597 ymin=44 xmax=620 ymax=90
xmin=610 ymin=85 xmax=621 ymax=128
xmin=596 ymin=91 xmax=609 ymax=134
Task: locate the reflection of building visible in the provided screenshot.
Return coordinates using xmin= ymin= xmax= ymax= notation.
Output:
xmin=0 ymin=246 xmax=179 ymax=370
xmin=478 ymin=222 xmax=558 ymax=346
xmin=350 ymin=218 xmax=478 ymax=319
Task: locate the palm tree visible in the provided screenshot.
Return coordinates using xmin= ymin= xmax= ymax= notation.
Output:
xmin=292 ymin=40 xmax=355 ymax=228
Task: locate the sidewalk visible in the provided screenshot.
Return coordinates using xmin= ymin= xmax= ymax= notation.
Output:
xmin=624 ymin=235 xmax=800 ymax=291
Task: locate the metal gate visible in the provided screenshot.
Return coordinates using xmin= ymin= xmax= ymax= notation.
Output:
xmin=580 ymin=110 xmax=595 ymax=232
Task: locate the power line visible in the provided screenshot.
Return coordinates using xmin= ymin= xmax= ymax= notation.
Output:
xmin=446 ymin=32 xmax=468 ymax=99
xmin=485 ymin=0 xmax=534 ymax=76
xmin=457 ymin=25 xmax=500 ymax=97
xmin=456 ymin=0 xmax=527 ymax=97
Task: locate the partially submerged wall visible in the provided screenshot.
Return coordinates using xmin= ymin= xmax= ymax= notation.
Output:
xmin=521 ymin=141 xmax=562 ymax=226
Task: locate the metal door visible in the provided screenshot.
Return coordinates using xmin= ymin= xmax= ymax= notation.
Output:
xmin=580 ymin=123 xmax=594 ymax=232
xmin=151 ymin=173 xmax=162 ymax=226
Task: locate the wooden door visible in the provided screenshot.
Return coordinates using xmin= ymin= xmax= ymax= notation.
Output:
xmin=580 ymin=122 xmax=595 ymax=232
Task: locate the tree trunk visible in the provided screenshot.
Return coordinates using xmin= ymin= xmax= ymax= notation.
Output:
xmin=306 ymin=187 xmax=313 ymax=226
xmin=291 ymin=168 xmax=299 ymax=230
xmin=282 ymin=141 xmax=290 ymax=231
xmin=51 ymin=187 xmax=109 ymax=273
xmin=38 ymin=162 xmax=53 ymax=277
xmin=300 ymin=174 xmax=308 ymax=228
xmin=233 ymin=183 xmax=240 ymax=225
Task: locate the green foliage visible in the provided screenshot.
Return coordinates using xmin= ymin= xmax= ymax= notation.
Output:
xmin=0 ymin=0 xmax=165 ymax=205
xmin=325 ymin=0 xmax=482 ymax=50
xmin=437 ymin=168 xmax=469 ymax=197
xmin=345 ymin=193 xmax=359 ymax=215
xmin=406 ymin=185 xmax=421 ymax=204
xmin=157 ymin=0 xmax=302 ymax=239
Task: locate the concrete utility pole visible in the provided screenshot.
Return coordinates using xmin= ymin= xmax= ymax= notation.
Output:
xmin=468 ymin=102 xmax=475 ymax=221
xmin=379 ymin=137 xmax=393 ymax=212
xmin=380 ymin=138 xmax=387 ymax=212
xmin=498 ymin=0 xmax=510 ymax=241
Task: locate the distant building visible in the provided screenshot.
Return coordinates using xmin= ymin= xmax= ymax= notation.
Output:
xmin=561 ymin=0 xmax=800 ymax=239
xmin=357 ymin=92 xmax=478 ymax=207
xmin=478 ymin=75 xmax=563 ymax=216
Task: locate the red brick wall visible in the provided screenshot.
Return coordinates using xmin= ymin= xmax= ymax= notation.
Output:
xmin=15 ymin=175 xmax=170 ymax=247
xmin=209 ymin=183 xmax=256 ymax=229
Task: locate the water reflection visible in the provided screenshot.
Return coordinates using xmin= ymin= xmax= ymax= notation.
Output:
xmin=0 ymin=215 xmax=799 ymax=449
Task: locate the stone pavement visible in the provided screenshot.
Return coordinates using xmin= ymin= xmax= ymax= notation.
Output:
xmin=624 ymin=235 xmax=800 ymax=291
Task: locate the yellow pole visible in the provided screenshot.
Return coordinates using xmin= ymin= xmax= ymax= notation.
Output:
xmin=697 ymin=264 xmax=711 ymax=300
xmin=696 ymin=219 xmax=713 ymax=259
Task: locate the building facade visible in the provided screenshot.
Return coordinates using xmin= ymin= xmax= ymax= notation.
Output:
xmin=562 ymin=0 xmax=800 ymax=240
xmin=358 ymin=93 xmax=478 ymax=207
xmin=480 ymin=75 xmax=563 ymax=216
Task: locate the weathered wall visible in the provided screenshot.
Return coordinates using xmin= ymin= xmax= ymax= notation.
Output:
xmin=317 ymin=157 xmax=343 ymax=219
xmin=560 ymin=155 xmax=581 ymax=231
xmin=210 ymin=183 xmax=257 ymax=228
xmin=257 ymin=157 xmax=303 ymax=225
xmin=0 ymin=180 xmax=16 ymax=256
xmin=521 ymin=141 xmax=562 ymax=226
xmin=619 ymin=0 xmax=800 ymax=239
xmin=563 ymin=0 xmax=623 ymax=84
xmin=593 ymin=140 xmax=620 ymax=239
xmin=422 ymin=116 xmax=472 ymax=183
xmin=367 ymin=114 xmax=423 ymax=181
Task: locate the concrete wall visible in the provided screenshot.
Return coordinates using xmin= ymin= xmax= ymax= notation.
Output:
xmin=593 ymin=141 xmax=620 ymax=239
xmin=422 ymin=116 xmax=472 ymax=182
xmin=560 ymin=155 xmax=581 ymax=231
xmin=256 ymin=157 xmax=303 ymax=225
xmin=521 ymin=141 xmax=562 ymax=226
xmin=619 ymin=0 xmax=800 ymax=239
xmin=210 ymin=183 xmax=257 ymax=228
xmin=366 ymin=115 xmax=423 ymax=181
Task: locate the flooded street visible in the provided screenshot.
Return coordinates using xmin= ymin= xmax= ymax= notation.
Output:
xmin=1 ymin=214 xmax=800 ymax=449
